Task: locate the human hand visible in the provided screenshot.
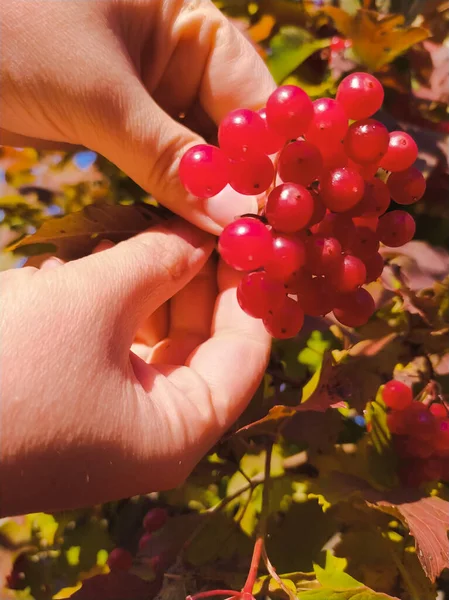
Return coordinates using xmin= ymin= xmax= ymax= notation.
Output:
xmin=0 ymin=219 xmax=271 ymax=517
xmin=1 ymin=0 xmax=276 ymax=233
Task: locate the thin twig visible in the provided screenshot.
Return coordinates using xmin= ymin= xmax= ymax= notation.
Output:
xmin=262 ymin=546 xmax=298 ymax=600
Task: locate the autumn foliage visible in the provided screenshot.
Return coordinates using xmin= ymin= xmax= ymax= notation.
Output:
xmin=1 ymin=1 xmax=449 ymax=599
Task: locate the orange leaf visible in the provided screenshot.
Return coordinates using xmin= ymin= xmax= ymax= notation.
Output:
xmin=322 ymin=7 xmax=429 ymax=70
xmin=248 ymin=14 xmax=276 ymax=43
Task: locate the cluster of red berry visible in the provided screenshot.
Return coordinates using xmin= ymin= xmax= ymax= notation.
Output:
xmin=107 ymin=507 xmax=168 ymax=572
xmin=179 ymin=73 xmax=426 ymax=339
xmin=383 ymin=381 xmax=449 ymax=486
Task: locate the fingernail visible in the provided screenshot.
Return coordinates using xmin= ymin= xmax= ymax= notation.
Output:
xmin=40 ymin=257 xmax=64 ymax=270
xmin=205 ymin=185 xmax=259 ymax=228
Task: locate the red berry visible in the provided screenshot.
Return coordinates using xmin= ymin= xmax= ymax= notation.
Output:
xmin=258 ymin=108 xmax=285 ymax=155
xmin=352 ymin=215 xmax=378 ymax=232
xmin=330 ymin=36 xmax=351 ymax=53
xmin=387 ymin=167 xmax=426 ymax=205
xmin=265 ymin=233 xmax=306 ymax=281
xmin=218 ymin=109 xmax=266 ymax=159
xmin=318 ymin=142 xmax=349 ymax=171
xmin=349 ymin=178 xmax=390 ymax=218
xmin=138 ymin=533 xmax=152 ymax=551
xmin=297 ymin=276 xmax=336 ymax=317
xmin=430 ymin=403 xmax=448 ymax=419
xmin=143 ymin=508 xmax=168 ymax=533
xmin=179 ymin=144 xmax=229 ymax=198
xmin=348 ymin=226 xmax=380 ymax=259
xmin=107 ymin=548 xmax=133 ymax=572
xmin=265 ymin=183 xmax=314 ymax=233
xmin=380 ymin=131 xmax=418 ymax=172
xmin=263 ymin=296 xmax=304 ymax=339
xmin=307 ymin=191 xmax=327 ymax=227
xmin=284 ymin=268 xmax=314 ymax=294
xmin=387 ymin=412 xmax=407 ymax=435
xmin=306 ymin=98 xmax=348 ymax=147
xmin=435 ymin=419 xmax=449 ymax=452
xmin=363 ymin=252 xmax=384 ymax=283
xmin=377 ymin=210 xmax=415 ymax=247
xmin=229 ymin=153 xmax=274 ymax=195
xmin=348 ymin=159 xmax=379 ymax=180
xmin=333 ymin=288 xmax=375 ymax=327
xmin=266 ymin=85 xmax=314 ymax=139
xmin=336 ymin=72 xmax=384 ymax=120
xmin=320 ymin=167 xmax=365 ymax=212
xmin=218 ymin=217 xmax=273 ymax=271
xmin=305 ymin=235 xmax=343 ymax=276
xmin=402 ymin=402 xmax=438 ymax=441
xmin=330 ymin=254 xmax=367 ymax=293
xmin=312 ymin=212 xmax=356 ymax=249
xmin=343 ymin=119 xmax=389 ymax=165
xmin=278 ymin=140 xmax=323 ymax=187
xmin=382 ymin=380 xmax=413 ymax=410
xmin=319 ymin=141 xmax=349 ymax=170
xmin=237 ymin=271 xmax=285 ymax=319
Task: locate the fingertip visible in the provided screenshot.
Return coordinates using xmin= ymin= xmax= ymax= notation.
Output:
xmin=205 ymin=186 xmax=259 ymax=230
xmin=92 ymin=239 xmax=115 ymax=254
xmin=40 ymin=257 xmax=64 ymax=270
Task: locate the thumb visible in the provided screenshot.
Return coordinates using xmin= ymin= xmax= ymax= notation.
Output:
xmin=69 ymin=218 xmax=214 ymax=346
xmin=88 ymin=76 xmax=258 ymax=235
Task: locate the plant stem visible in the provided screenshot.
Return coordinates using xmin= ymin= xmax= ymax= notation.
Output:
xmin=242 ymin=536 xmax=264 ymax=594
xmin=242 ymin=444 xmax=274 ymax=595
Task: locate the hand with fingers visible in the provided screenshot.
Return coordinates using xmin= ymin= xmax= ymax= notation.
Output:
xmin=0 ymin=0 xmax=277 ymax=516
xmin=0 ymin=219 xmax=271 ymax=517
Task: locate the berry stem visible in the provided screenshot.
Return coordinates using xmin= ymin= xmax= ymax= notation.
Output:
xmin=187 ymin=590 xmax=241 ymax=600
xmin=262 ymin=546 xmax=297 ymax=600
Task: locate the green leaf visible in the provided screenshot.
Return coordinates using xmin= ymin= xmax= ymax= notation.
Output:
xmin=298 ymin=331 xmax=333 ymax=373
xmin=266 ymin=501 xmax=337 ymax=573
xmin=297 ymin=587 xmax=399 ymax=599
xmin=267 ymin=26 xmax=331 ymax=83
xmin=314 ymin=552 xmax=361 ymax=589
xmin=185 ymin=512 xmax=252 ymax=568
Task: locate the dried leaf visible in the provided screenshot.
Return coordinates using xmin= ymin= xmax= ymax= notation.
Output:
xmin=8 ymin=202 xmax=170 ymax=265
xmin=374 ymin=495 xmax=449 ymax=582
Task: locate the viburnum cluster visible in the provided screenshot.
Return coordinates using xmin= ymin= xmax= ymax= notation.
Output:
xmin=179 ymin=73 xmax=426 ymax=339
xmin=107 ymin=507 xmax=168 ymax=573
xmin=383 ymin=381 xmax=449 ymax=486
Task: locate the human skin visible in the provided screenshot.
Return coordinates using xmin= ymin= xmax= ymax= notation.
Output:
xmin=0 ymin=0 xmax=275 ymax=516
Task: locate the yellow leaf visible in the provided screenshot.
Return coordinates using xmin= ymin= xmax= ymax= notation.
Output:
xmin=52 ymin=584 xmax=82 ymax=599
xmin=322 ymin=7 xmax=429 ymax=70
xmin=26 ymin=513 xmax=58 ymax=545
